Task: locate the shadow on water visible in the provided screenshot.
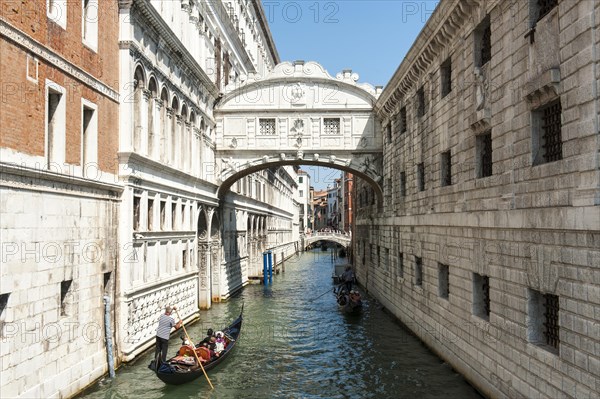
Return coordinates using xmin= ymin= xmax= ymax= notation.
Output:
xmin=79 ymin=249 xmax=483 ymax=399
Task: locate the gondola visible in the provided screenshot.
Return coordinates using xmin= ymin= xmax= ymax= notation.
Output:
xmin=148 ymin=305 xmax=243 ymax=385
xmin=334 ymin=287 xmax=362 ymax=314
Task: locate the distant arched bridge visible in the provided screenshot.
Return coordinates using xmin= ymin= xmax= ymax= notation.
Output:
xmin=303 ymin=232 xmax=351 ymax=248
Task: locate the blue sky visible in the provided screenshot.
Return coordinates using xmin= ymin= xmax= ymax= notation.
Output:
xmin=265 ymin=0 xmax=440 ymax=86
xmin=264 ymin=0 xmax=440 ymax=189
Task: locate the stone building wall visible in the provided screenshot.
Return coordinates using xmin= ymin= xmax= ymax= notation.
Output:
xmin=0 ymin=1 xmax=121 ymax=397
xmin=355 ymin=0 xmax=599 ymax=398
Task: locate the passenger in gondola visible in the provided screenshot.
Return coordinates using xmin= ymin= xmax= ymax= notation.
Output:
xmin=196 ymin=328 xmax=215 ymax=348
xmin=214 ymin=331 xmax=225 ymax=357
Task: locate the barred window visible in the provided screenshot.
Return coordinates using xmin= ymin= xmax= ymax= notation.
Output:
xmin=415 ymin=256 xmax=423 ymax=286
xmin=417 ymin=163 xmax=425 ymax=191
xmin=473 ymin=273 xmax=490 ymax=320
xmin=386 ymin=123 xmax=392 ymax=143
xmin=417 ymin=87 xmax=425 ymax=117
xmin=398 ymin=252 xmax=404 ymax=278
xmin=399 ymin=107 xmax=407 ymax=133
xmin=476 ymin=131 xmax=493 ymax=178
xmin=259 ymin=118 xmax=276 ymax=135
xmin=438 ymin=263 xmax=449 ymax=299
xmin=441 ymin=151 xmax=452 ymax=186
xmin=441 ymin=58 xmax=452 ymax=98
xmin=400 ymin=171 xmax=406 ymax=197
xmin=533 ymin=100 xmax=562 ymax=165
xmin=323 ymin=118 xmax=340 ymax=135
xmin=528 ymin=288 xmax=560 ymax=353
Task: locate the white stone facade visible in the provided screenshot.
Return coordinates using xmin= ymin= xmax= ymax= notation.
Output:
xmin=355 ymin=1 xmax=600 ymax=398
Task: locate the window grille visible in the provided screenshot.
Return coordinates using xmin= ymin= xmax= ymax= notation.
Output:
xmin=398 ymin=252 xmax=404 ymax=278
xmin=415 ymin=257 xmax=423 ymax=286
xmin=441 ymin=151 xmax=452 ymax=186
xmin=441 ymin=59 xmax=452 ymax=97
xmin=259 ymin=118 xmax=276 ymax=135
xmin=543 ymin=294 xmax=560 ymax=349
xmin=400 ymin=172 xmax=406 ymax=197
xmin=417 ymin=87 xmax=425 ymax=117
xmin=417 ymin=163 xmax=425 ymax=191
xmin=400 ymin=107 xmax=407 ymax=133
xmin=537 ymin=0 xmax=558 ymax=22
xmin=482 ymin=276 xmax=490 ymax=317
xmin=478 ymin=132 xmax=493 ymax=178
xmin=541 ymin=101 xmax=562 ymax=162
xmin=481 ymin=24 xmax=492 ymax=65
xmin=438 ymin=263 xmax=449 ymax=299
xmin=323 ymin=118 xmax=340 ymax=135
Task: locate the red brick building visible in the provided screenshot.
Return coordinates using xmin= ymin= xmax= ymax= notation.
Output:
xmin=1 ymin=1 xmax=121 ymax=397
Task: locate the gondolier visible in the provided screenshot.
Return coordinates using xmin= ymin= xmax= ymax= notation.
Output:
xmin=341 ymin=266 xmax=354 ymax=293
xmin=155 ymin=305 xmax=183 ymax=363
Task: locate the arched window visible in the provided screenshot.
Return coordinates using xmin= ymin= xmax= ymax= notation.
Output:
xmin=147 ymin=77 xmax=158 ymax=157
xmin=133 ymin=66 xmax=145 ymax=151
xmin=181 ymin=104 xmax=189 ymax=170
xmin=159 ymin=87 xmax=169 ymax=162
xmin=171 ymin=96 xmax=179 ymax=164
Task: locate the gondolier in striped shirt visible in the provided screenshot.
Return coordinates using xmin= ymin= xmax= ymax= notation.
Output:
xmin=155 ymin=305 xmax=182 ymax=363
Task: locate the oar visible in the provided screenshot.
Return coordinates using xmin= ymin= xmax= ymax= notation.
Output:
xmin=309 ymin=282 xmax=344 ymax=302
xmin=174 ymin=308 xmax=214 ymax=390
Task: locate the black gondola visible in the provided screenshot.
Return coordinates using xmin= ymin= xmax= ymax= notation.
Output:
xmin=148 ymin=305 xmax=243 ymax=385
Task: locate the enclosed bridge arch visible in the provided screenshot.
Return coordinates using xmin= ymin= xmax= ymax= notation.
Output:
xmin=213 ymin=61 xmax=384 ymax=205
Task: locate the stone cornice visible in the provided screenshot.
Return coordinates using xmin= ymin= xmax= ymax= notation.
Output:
xmin=0 ymin=162 xmax=123 ymax=200
xmin=131 ymin=0 xmax=219 ymax=98
xmin=0 ymin=19 xmax=119 ymax=103
xmin=375 ymin=0 xmax=495 ymax=117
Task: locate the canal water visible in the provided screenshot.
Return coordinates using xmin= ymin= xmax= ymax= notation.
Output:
xmin=80 ymin=249 xmax=483 ymax=399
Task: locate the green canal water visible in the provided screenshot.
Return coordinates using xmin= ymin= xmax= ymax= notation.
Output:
xmin=80 ymin=249 xmax=483 ymax=399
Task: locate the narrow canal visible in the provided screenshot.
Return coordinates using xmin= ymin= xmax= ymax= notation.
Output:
xmin=81 ymin=249 xmax=483 ymax=399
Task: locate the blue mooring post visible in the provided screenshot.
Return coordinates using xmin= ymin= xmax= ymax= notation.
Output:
xmin=267 ymin=251 xmax=273 ymax=284
xmin=263 ymin=252 xmax=268 ymax=285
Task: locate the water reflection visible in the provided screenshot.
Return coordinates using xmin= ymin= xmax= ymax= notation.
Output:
xmin=79 ymin=249 xmax=483 ymax=399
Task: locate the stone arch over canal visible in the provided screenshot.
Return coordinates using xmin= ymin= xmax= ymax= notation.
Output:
xmin=214 ymin=61 xmax=385 ymax=205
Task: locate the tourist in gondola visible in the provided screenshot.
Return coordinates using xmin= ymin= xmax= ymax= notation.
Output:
xmin=155 ymin=305 xmax=182 ymax=363
xmin=196 ymin=328 xmax=215 ymax=348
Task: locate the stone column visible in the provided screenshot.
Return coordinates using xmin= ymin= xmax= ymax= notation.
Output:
xmin=166 ymin=107 xmax=174 ymax=165
xmin=198 ymin=241 xmax=211 ymax=309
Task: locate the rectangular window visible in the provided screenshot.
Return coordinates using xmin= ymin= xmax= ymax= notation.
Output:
xmin=527 ymin=289 xmax=560 ymax=353
xmin=299 ymin=190 xmax=304 ymax=197
xmin=182 ymin=249 xmax=188 ymax=269
xmin=147 ymin=198 xmax=154 ymax=231
xmin=441 ymin=151 xmax=452 ymax=186
xmin=60 ymin=280 xmax=73 ymax=317
xmin=81 ymin=100 xmax=97 ymax=176
xmin=323 ymin=118 xmax=341 ymax=135
xmin=476 ymin=131 xmax=493 ymax=178
xmin=417 ymin=163 xmax=425 ymax=191
xmin=441 ymin=58 xmax=452 ymax=98
xmin=259 ymin=118 xmax=276 ymax=135
xmin=82 ymin=0 xmax=98 ymax=51
xmin=133 ymin=196 xmax=141 ymax=231
xmin=475 ymin=16 xmax=492 ymax=67
xmin=160 ymin=200 xmax=166 ymax=230
xmin=473 ymin=273 xmax=490 ymax=320
xmin=0 ymin=293 xmax=9 ymax=317
xmin=399 ymin=107 xmax=407 ymax=134
xmin=400 ymin=172 xmax=406 ymax=197
xmin=47 ymin=0 xmax=67 ymax=29
xmin=46 ymin=81 xmax=66 ymax=168
xmin=417 ymin=86 xmax=425 ymax=117
xmin=438 ymin=263 xmax=449 ymax=299
xmin=171 ymin=202 xmax=177 ymax=230
xmin=415 ymin=256 xmax=423 ymax=286
xmin=386 ymin=122 xmax=392 ymax=143
xmin=533 ymin=100 xmax=562 ymax=165
xmin=299 ymin=176 xmax=303 ymax=183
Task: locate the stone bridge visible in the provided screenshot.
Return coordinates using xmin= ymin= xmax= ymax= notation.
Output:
xmin=214 ymin=61 xmax=384 ymax=203
xmin=303 ymin=231 xmax=352 ymax=248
